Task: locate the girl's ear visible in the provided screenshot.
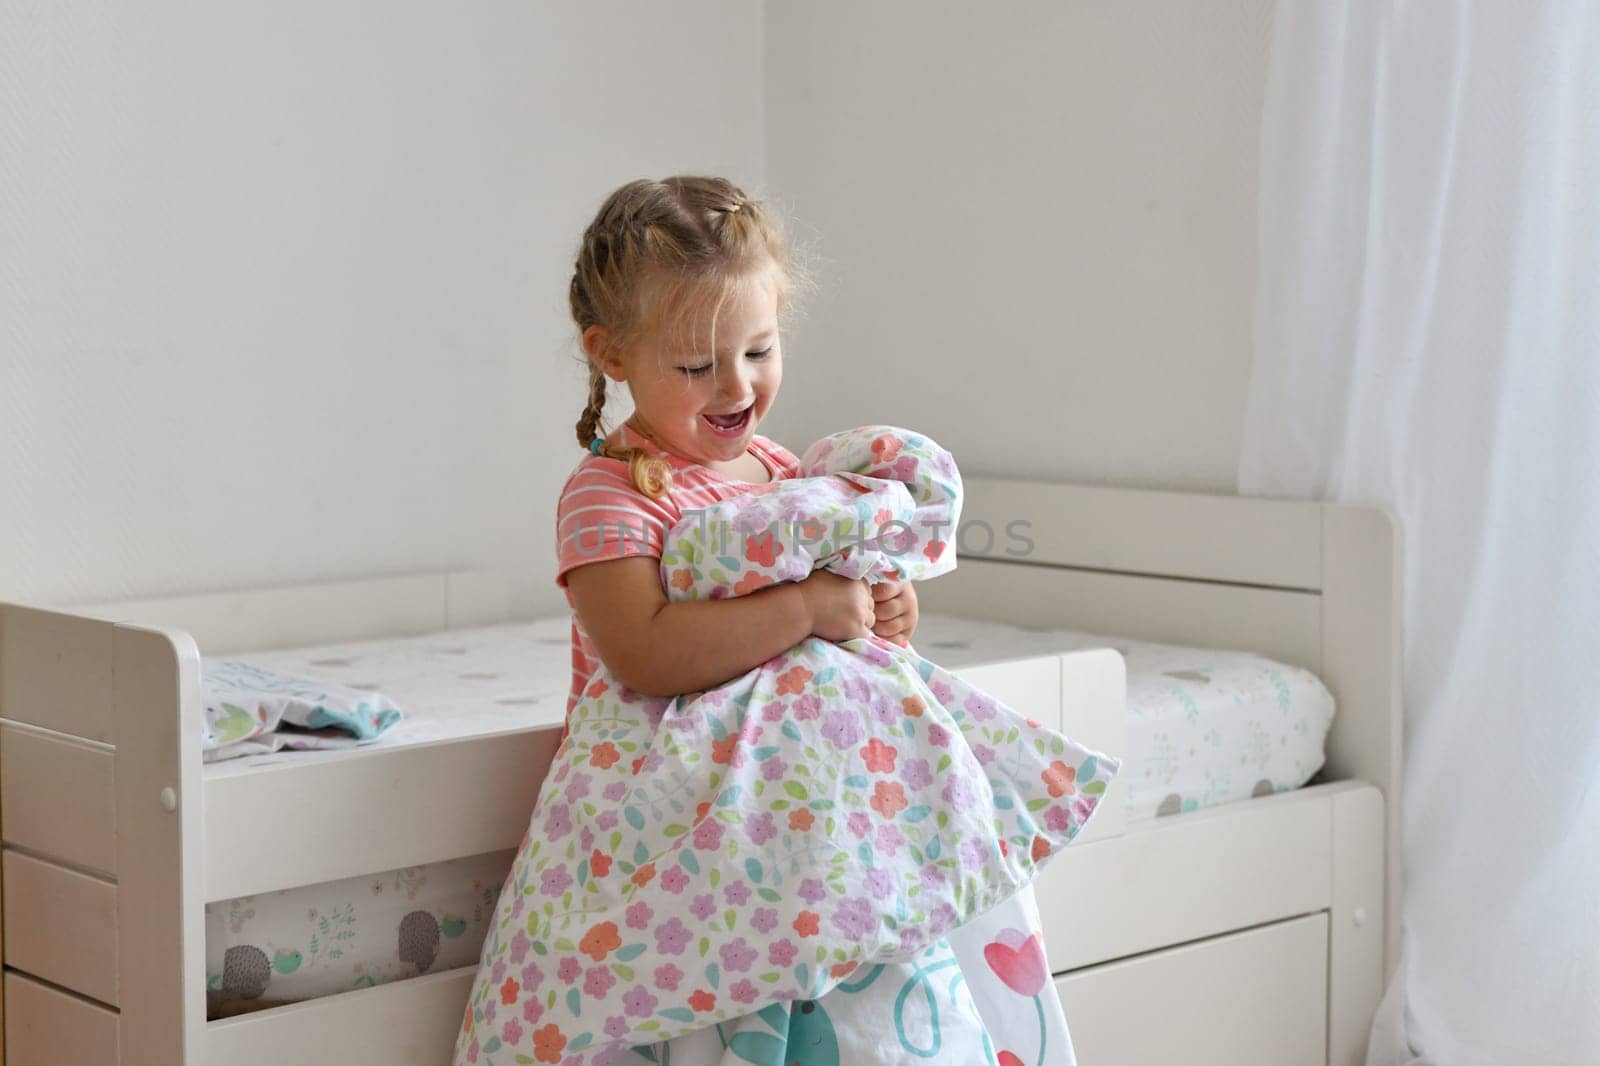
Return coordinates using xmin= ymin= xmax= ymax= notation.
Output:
xmin=583 ymin=326 xmax=628 ymax=382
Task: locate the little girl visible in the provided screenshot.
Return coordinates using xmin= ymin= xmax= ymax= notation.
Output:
xmin=556 ymin=176 xmax=919 ymax=717
xmin=459 ymin=177 xmax=1088 ymax=1065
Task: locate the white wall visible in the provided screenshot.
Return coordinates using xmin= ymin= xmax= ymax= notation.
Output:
xmin=2 ymin=2 xmax=1274 ymax=612
xmin=764 ymin=1 xmax=1274 ymax=493
xmin=0 ymin=2 xmax=765 ymax=611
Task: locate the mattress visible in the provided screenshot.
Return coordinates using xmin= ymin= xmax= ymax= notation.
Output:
xmin=204 ymin=614 xmax=1334 ymax=1014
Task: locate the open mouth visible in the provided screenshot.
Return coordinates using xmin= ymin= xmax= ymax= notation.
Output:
xmin=701 ymin=404 xmax=754 ymax=436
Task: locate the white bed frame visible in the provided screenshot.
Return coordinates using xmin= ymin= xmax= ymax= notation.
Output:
xmin=0 ymin=478 xmax=1398 ymax=1066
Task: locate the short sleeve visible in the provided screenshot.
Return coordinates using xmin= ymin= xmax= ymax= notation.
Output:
xmin=752 ymin=436 xmax=803 ymax=481
xmin=555 ymin=459 xmax=679 ymax=587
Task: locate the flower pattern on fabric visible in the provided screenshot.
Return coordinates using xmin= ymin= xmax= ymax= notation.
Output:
xmin=455 ymin=427 xmax=1120 ymax=1065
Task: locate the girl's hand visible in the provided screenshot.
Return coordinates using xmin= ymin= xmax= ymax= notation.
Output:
xmin=870 ymin=578 xmax=919 ymax=646
xmin=799 ymin=571 xmax=876 ymax=642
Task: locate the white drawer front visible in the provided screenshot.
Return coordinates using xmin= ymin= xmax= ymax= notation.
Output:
xmin=5 ymin=971 xmax=120 ymax=1066
xmin=1056 ymin=913 xmax=1329 ymax=1066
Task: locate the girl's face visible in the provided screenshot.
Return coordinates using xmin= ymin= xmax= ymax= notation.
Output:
xmin=593 ymin=264 xmax=783 ymax=471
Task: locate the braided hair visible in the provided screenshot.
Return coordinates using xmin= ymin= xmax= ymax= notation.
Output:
xmin=569 ymin=176 xmax=792 ymax=498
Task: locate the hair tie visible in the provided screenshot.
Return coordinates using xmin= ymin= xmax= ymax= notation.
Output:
xmin=589 ymin=437 xmax=605 ymax=456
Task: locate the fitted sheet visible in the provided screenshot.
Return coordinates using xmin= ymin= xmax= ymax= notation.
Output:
xmin=203 ymin=614 xmax=1335 ymax=1013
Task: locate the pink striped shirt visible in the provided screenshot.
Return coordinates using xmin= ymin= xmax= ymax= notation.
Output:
xmin=555 ymin=423 xmax=802 ymax=714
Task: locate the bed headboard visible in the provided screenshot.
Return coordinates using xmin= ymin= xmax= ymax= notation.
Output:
xmin=915 ymin=476 xmax=1402 ymax=970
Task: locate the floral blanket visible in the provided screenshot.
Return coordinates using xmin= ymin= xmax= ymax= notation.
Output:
xmin=456 ymin=427 xmax=1120 ymax=1065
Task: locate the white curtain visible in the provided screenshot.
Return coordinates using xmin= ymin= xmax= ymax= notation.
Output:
xmin=1239 ymin=3 xmax=1600 ymax=1065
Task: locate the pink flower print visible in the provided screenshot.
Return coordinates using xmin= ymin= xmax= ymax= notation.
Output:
xmin=846 ymin=811 xmax=872 ymax=839
xmin=693 ymin=818 xmax=724 ymax=851
xmin=927 ymin=723 xmax=951 ymax=748
xmin=466 ymin=1038 xmax=479 ymax=1063
xmin=798 ymin=878 xmax=826 ymax=905
xmin=973 ymin=744 xmax=997 ymax=766
xmin=509 ymin=930 xmax=531 ymax=964
xmin=491 ymin=960 xmax=507 ymax=985
xmin=641 ymin=750 xmax=665 ymax=774
xmin=585 ymin=966 xmax=618 ymax=997
xmin=864 ymin=869 xmax=894 ymax=900
xmin=689 ymin=893 xmax=716 ymax=921
xmin=859 ymin=643 xmax=891 ymax=669
xmin=940 ymin=775 xmax=975 ymax=813
xmin=746 ymin=812 xmax=777 ymax=845
xmin=661 ymin=867 xmax=690 ymax=893
xmin=512 ymin=893 xmax=526 ymax=919
xmin=876 ymin=824 xmax=906 ymax=857
xmin=545 ymin=803 xmax=574 ymax=840
xmin=930 ymin=680 xmax=954 ymax=703
xmin=602 ymin=781 xmax=628 ymax=802
xmin=730 ymin=979 xmax=759 ymax=1005
xmin=868 ymin=698 xmax=896 ymax=726
xmin=622 ymin=985 xmax=659 ymax=1018
xmin=768 ymin=938 xmax=798 ymax=966
xmin=1073 ymin=795 xmax=1097 ymax=826
xmin=960 ymin=838 xmax=991 ymax=870
xmin=843 ymin=676 xmax=873 ymax=702
xmin=751 ymin=907 xmax=779 ymax=934
xmin=1044 ymin=804 xmax=1071 ymax=833
xmin=654 ymin=963 xmax=683 ymax=991
xmin=540 ymin=865 xmax=574 ymax=897
xmin=564 ymin=772 xmax=593 ymax=803
xmin=920 ymin=863 xmax=945 ymax=890
xmin=720 ymin=937 xmax=758 ymax=973
xmin=832 ymin=898 xmax=874 ymax=940
xmin=557 ymin=956 xmax=581 ymax=984
xmin=822 ymin=710 xmax=864 ymax=750
xmin=604 ymin=1015 xmax=631 ymax=1040
xmin=521 ymin=996 xmax=544 ymax=1025
xmin=579 ymin=826 xmax=595 ymax=853
xmin=655 ymin=917 xmax=692 ymax=956
xmin=983 ymin=928 xmax=1049 ymax=997
xmin=761 ymin=756 xmax=788 ymax=782
xmin=793 ymin=694 xmax=822 ymax=721
xmin=596 ymin=810 xmax=620 ymax=831
xmin=929 ymin=902 xmax=958 ymax=937
xmin=723 ymin=880 xmax=751 ymax=906
xmin=900 ymin=757 xmax=933 ymax=790
xmin=484 ymin=999 xmax=498 ymax=1024
xmin=761 ymin=700 xmax=788 ymax=723
xmin=520 ymin=963 xmax=545 ymax=992
xmin=626 ymin=901 xmax=654 ymax=930
xmin=963 ymin=691 xmax=998 ymax=722
xmin=861 ymin=737 xmax=898 ymax=773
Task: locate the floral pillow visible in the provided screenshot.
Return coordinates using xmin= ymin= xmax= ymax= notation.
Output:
xmin=201 ymin=659 xmax=402 ymax=762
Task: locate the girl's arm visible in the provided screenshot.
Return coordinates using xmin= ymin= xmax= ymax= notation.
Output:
xmin=566 ymin=557 xmax=876 ymax=697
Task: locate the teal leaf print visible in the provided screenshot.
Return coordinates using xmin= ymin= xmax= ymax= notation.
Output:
xmin=625 ymin=806 xmax=645 ymax=830
xmin=729 ymin=1031 xmax=786 ymax=1064
xmin=1079 ymin=755 xmax=1099 ymax=781
xmin=707 ymin=962 xmax=721 ymax=989
xmin=659 ymin=1007 xmax=696 ymax=1023
xmin=745 ymin=858 xmax=765 ymax=883
xmin=567 ymin=987 xmax=581 ymax=1016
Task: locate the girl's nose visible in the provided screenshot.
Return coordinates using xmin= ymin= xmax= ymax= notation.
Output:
xmin=717 ymin=363 xmax=753 ymax=402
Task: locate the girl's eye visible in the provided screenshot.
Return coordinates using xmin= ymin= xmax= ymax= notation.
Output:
xmin=679 ymin=364 xmax=713 ymax=377
xmin=746 ymin=346 xmax=774 ymax=360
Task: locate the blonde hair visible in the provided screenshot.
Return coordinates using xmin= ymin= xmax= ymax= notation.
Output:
xmin=570 ymin=176 xmax=795 ymax=498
